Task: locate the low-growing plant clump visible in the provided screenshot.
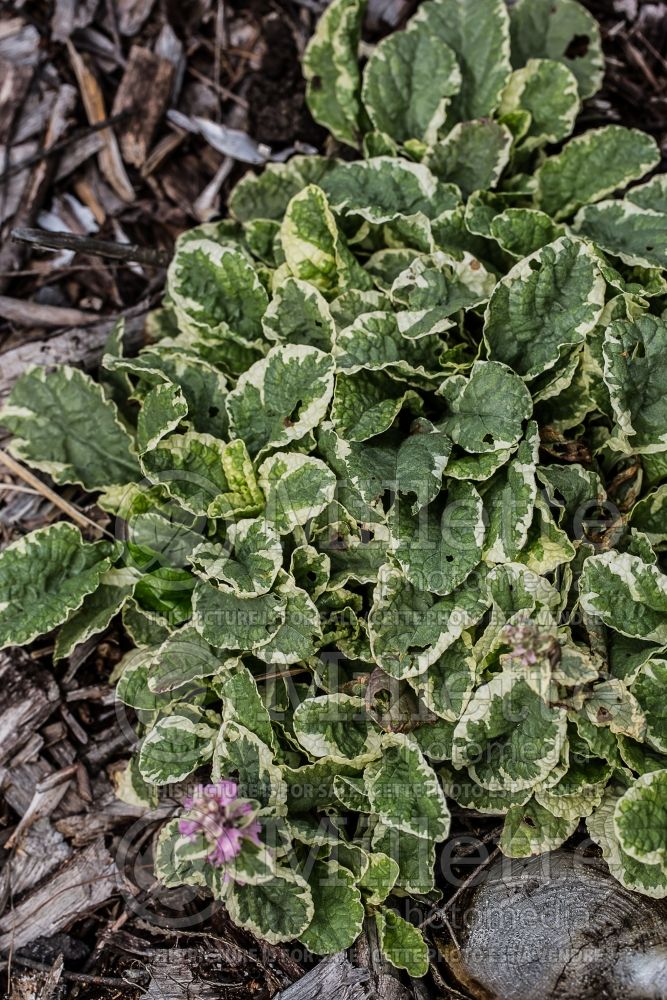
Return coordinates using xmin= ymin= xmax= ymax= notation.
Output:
xmin=2 ymin=0 xmax=667 ymax=975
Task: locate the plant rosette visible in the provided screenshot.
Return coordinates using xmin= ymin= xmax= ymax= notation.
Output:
xmin=2 ymin=0 xmax=667 ymax=972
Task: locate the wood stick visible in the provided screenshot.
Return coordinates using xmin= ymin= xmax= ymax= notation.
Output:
xmin=11 ymin=227 xmax=170 ymax=266
xmin=0 ymin=450 xmax=113 ymax=538
xmin=0 ymin=294 xmax=99 ymax=327
xmin=0 ymin=112 xmax=132 ymax=183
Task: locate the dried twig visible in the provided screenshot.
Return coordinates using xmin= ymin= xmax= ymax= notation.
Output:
xmin=0 ymin=450 xmax=113 ymax=538
xmin=0 ymin=294 xmax=99 ymax=327
xmin=419 ymin=844 xmax=502 ymax=930
xmin=11 ymin=227 xmax=170 ymax=266
xmin=0 ymin=112 xmax=132 ymax=184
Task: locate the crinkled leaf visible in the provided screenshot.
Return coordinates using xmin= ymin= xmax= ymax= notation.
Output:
xmin=575 ymin=200 xmax=667 ymax=270
xmin=375 ymin=909 xmax=429 ymax=978
xmin=501 ymin=797 xmax=578 ymax=857
xmin=190 ymin=518 xmax=282 ymax=597
xmin=193 ymin=581 xmax=286 ymax=651
xmin=54 ymin=568 xmax=137 ymax=661
xmin=225 ymin=868 xmax=314 ymax=944
xmin=299 ymin=860 xmax=364 ymax=955
xmin=280 ymin=185 xmax=370 ymax=295
xmin=440 ymin=361 xmax=533 ymax=453
xmin=614 ymin=771 xmax=667 ymax=868
xmin=331 ymin=370 xmax=422 ymax=442
xmin=579 ymin=550 xmax=667 ymax=643
xmin=303 ymin=0 xmax=366 ymax=147
xmin=588 ymin=789 xmax=667 ymax=898
xmin=408 ymin=633 xmax=476 ymax=722
xmin=452 ymin=674 xmax=567 ymax=791
xmin=361 ymin=17 xmax=460 ymax=144
xmin=602 ymin=315 xmax=667 ymax=455
xmin=259 ymin=452 xmax=337 ymax=535
xmin=535 ymin=126 xmax=659 ymax=221
xmin=390 ymin=480 xmax=485 ymax=596
xmin=1 ymin=366 xmax=140 ymax=490
xmin=136 ymin=382 xmax=188 ymax=454
xmin=227 ymin=344 xmax=335 ymax=457
xmin=262 ymin=277 xmax=335 ymax=352
xmin=167 ymin=239 xmax=268 ymax=339
xmin=631 ymin=660 xmax=667 ymax=754
xmin=499 ymin=58 xmax=580 ymax=149
xmin=425 ymin=120 xmax=513 ymax=198
xmin=253 ymin=573 xmax=322 ymax=665
xmin=369 ymin=564 xmax=490 ymax=678
xmin=322 ymin=157 xmax=459 ymax=225
xmin=423 ymin=0 xmax=511 ymax=122
xmin=0 ymin=524 xmax=119 ymax=650
xmin=138 ymin=711 xmax=217 ymax=784
xmin=213 ymin=721 xmax=286 ymax=809
xmin=293 ymin=694 xmax=381 ymax=761
xmin=490 ymin=208 xmax=564 ymax=258
xmin=484 ymin=236 xmax=604 ymax=379
xmin=509 ymin=0 xmax=603 ymax=98
xmin=364 ymin=733 xmax=451 ymax=840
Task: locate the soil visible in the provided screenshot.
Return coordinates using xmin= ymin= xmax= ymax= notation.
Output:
xmin=0 ymin=1 xmax=666 ymax=998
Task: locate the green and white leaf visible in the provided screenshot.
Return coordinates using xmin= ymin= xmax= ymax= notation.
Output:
xmin=535 ymin=126 xmax=659 ymax=220
xmin=298 ymin=860 xmax=364 ymax=955
xmin=375 ymin=909 xmax=429 ymax=978
xmin=293 ymin=694 xmax=381 ymax=761
xmin=483 ymin=237 xmax=604 ymax=379
xmin=322 ymin=157 xmax=460 ymax=226
xmin=631 ymin=660 xmax=667 ymax=754
xmin=227 ymin=344 xmax=335 ymax=456
xmin=303 ymin=0 xmax=365 ymax=147
xmin=167 ymin=239 xmax=268 ymax=339
xmin=369 ymin=564 xmax=490 ymax=678
xmin=602 ymin=315 xmax=667 ymax=455
xmin=364 ymin=732 xmax=451 ymax=840
xmin=452 ymin=674 xmax=567 ymax=791
xmin=136 ymin=382 xmax=188 ymax=454
xmin=1 ymin=366 xmax=139 ymax=490
xmin=262 ymin=277 xmax=335 ymax=352
xmin=361 ymin=15 xmax=460 ymax=144
xmin=54 ymin=568 xmax=138 ymax=661
xmin=259 ymin=452 xmax=337 ymax=535
xmin=0 ymin=523 xmax=119 ymax=650
xmin=509 ymin=0 xmax=603 ymax=98
xmin=499 ymin=58 xmax=580 ymax=149
xmin=588 ymin=789 xmax=667 ymax=898
xmin=579 ymin=550 xmax=667 ymax=643
xmin=421 ymin=0 xmax=512 ymax=122
xmin=138 ymin=712 xmax=217 ymax=784
xmin=614 ymin=770 xmax=667 ymax=868
xmin=440 ymin=361 xmax=533 ymax=453
xmin=500 ymin=797 xmax=578 ymax=857
xmin=193 ymin=581 xmax=286 ymax=651
xmin=252 ymin=573 xmax=322 ymax=665
xmin=190 ymin=518 xmax=282 ymax=597
xmin=280 ymin=185 xmax=369 ymax=295
xmin=225 ymin=868 xmax=314 ymax=944
xmin=425 ymin=120 xmax=513 ymax=198
xmin=408 ymin=632 xmax=476 ymax=722
xmin=484 ymin=421 xmax=539 ymax=564
xmin=390 ymin=480 xmax=485 ymax=596
xmin=583 ymin=678 xmax=646 ymax=741
xmin=575 ymin=199 xmax=667 ymax=270
xmin=213 ymin=721 xmax=287 ymax=810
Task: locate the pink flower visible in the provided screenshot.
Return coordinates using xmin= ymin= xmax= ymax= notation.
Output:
xmin=178 ymin=781 xmax=262 ymax=869
xmin=502 ymin=618 xmax=559 ymax=669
